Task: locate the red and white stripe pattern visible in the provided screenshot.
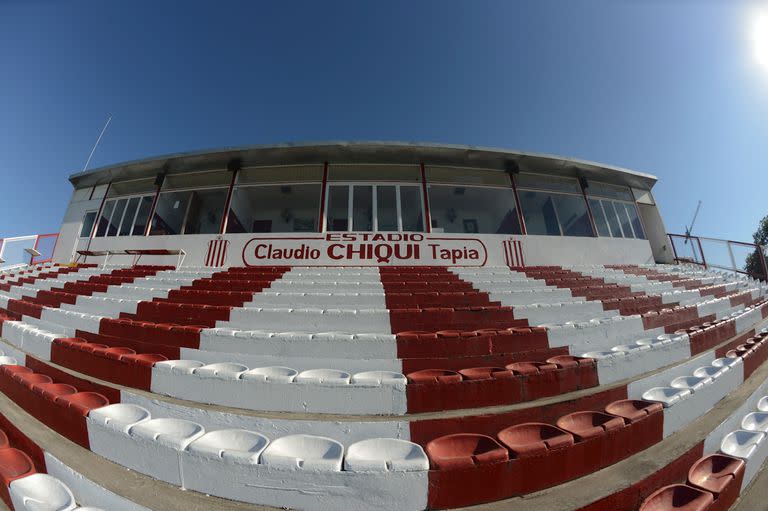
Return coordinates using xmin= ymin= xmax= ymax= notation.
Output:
xmin=502 ymin=239 xmax=525 ymax=268
xmin=204 ymin=238 xmax=229 ymax=267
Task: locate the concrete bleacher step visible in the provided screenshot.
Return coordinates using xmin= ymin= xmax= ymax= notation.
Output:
xmin=0 ymin=262 xmax=767 ymax=510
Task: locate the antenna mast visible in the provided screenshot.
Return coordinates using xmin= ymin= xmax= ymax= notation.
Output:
xmin=82 ymin=115 xmax=113 ymax=173
xmin=684 ymin=200 xmax=702 ymax=244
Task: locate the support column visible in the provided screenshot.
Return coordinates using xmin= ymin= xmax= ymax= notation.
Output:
xmin=420 ymin=163 xmax=432 ymax=233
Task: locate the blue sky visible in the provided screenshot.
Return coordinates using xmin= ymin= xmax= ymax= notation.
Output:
xmin=1 ymin=0 xmax=767 ymax=242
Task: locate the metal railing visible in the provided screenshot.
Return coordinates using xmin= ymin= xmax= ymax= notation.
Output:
xmin=0 ymin=233 xmax=59 ymax=269
xmin=668 ymin=233 xmax=768 ymax=281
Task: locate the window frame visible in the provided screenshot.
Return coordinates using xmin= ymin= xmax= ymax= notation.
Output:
xmin=79 ymin=211 xmax=98 ymax=238
xmin=325 ymin=182 xmax=425 ymax=232
xmin=515 ymin=178 xmax=594 ymax=237
xmin=426 ymin=182 xmax=522 ymax=235
xmin=150 ymin=183 xmax=230 ymax=236
xmin=95 ymin=192 xmax=155 ymax=238
xmin=225 ymin=180 xmax=324 ymax=234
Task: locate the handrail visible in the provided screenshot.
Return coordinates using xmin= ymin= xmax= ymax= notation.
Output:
xmin=0 ymin=233 xmax=59 ymax=268
xmin=667 ymin=233 xmax=768 ymax=281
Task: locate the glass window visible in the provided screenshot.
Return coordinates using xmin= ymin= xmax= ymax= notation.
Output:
xmin=238 ymin=165 xmax=324 ymax=185
xmin=588 ymin=199 xmax=611 ymax=237
xmin=602 ymin=200 xmax=624 ymax=237
xmin=615 ymin=201 xmax=635 ymax=238
xmin=226 ymin=184 xmax=321 ymax=233
xmin=79 ymin=212 xmax=97 ymax=238
xmin=329 ymin=165 xmax=420 ymax=182
xmin=150 ymin=191 xmax=190 ymax=235
xmin=183 ymin=189 xmax=228 ymax=234
xmin=376 ymin=186 xmax=398 ymax=231
xmin=586 ymin=181 xmax=634 ymax=201
xmin=428 ymin=185 xmax=521 ymax=234
xmin=95 ymin=200 xmax=115 ymax=237
xmin=326 ymin=186 xmax=350 ymax=231
xmin=552 ymin=194 xmax=592 ymax=237
xmin=118 ymin=197 xmax=140 ymax=236
xmin=163 ymin=170 xmax=231 ymax=190
xmin=625 ymin=202 xmax=645 ymax=239
xmin=132 ymin=196 xmax=153 ymax=236
xmin=516 ymin=173 xmax=581 ymax=194
xmin=352 ymin=185 xmax=373 ymax=231
xmin=107 ymin=199 xmax=127 ymax=236
xmin=400 ymin=186 xmax=424 ymax=232
xmin=425 ymin=167 xmax=509 ymax=186
xmin=632 ymin=188 xmax=655 ymax=205
xmin=107 ymin=178 xmax=156 ymax=198
xmin=91 ymin=184 xmax=108 ymax=201
xmin=519 ymin=191 xmax=560 ymax=236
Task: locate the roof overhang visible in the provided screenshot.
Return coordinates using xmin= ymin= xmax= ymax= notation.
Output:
xmin=68 ymin=141 xmax=658 ymax=190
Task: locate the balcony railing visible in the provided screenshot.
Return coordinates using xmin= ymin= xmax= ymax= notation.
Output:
xmin=0 ymin=233 xmax=58 ymax=269
xmin=668 ymin=233 xmax=768 ymax=281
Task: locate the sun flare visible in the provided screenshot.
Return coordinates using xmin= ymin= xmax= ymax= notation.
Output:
xmin=754 ymin=13 xmax=768 ymax=68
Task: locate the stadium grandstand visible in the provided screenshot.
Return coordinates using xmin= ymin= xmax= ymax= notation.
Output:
xmin=0 ymin=141 xmax=767 ymax=511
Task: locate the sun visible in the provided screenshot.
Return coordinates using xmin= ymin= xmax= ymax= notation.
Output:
xmin=754 ymin=13 xmax=768 ymax=68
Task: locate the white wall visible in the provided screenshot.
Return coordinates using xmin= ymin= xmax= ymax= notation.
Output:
xmin=65 ymin=230 xmax=654 ymax=268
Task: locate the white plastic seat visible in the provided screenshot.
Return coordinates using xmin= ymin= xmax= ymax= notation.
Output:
xmin=186 ymin=429 xmax=269 ymax=463
xmin=670 ymin=375 xmax=711 ymax=392
xmin=193 ymin=363 xmax=248 ymax=380
xmin=351 ymin=371 xmax=407 ymax=386
xmin=9 ymin=473 xmax=77 ymax=511
xmin=344 ymin=438 xmax=428 ymax=472
xmin=757 ymin=396 xmax=768 ymax=412
xmin=721 ymin=430 xmax=766 ymax=459
xmin=641 ymin=387 xmax=691 ymax=407
xmin=260 ymin=434 xmax=343 ymax=471
xmin=129 ymin=418 xmax=205 ymax=450
xmin=74 ymin=508 xmax=107 ymax=510
xmin=693 ymin=366 xmax=724 ymax=379
xmin=0 ymin=356 xmax=18 ymax=365
xmin=87 ymin=404 xmax=151 ymax=433
xmin=611 ymin=342 xmax=650 ymax=353
xmin=154 ymin=359 xmax=204 ymax=374
xmin=241 ymin=366 xmax=298 ymax=383
xmin=742 ymin=412 xmax=768 ymax=432
xmin=712 ymin=357 xmax=743 ymax=369
xmin=294 ymin=369 xmax=351 ymax=385
xmin=580 ymin=350 xmax=616 ymax=360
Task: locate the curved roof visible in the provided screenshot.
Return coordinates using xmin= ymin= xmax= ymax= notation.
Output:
xmin=68 ymin=141 xmax=658 ymax=190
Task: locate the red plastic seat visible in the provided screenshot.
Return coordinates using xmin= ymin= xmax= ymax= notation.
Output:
xmin=13 ymin=373 xmax=53 ymax=388
xmin=555 ymin=411 xmax=626 ymax=441
xmin=121 ymin=353 xmax=168 ymax=367
xmin=82 ymin=343 xmax=110 ymax=353
xmin=639 ymin=484 xmax=714 ymax=511
xmin=407 ymin=369 xmax=462 ymax=384
xmin=458 ymin=367 xmax=511 ymax=380
xmin=687 ymin=454 xmax=745 ymax=495
xmin=32 ymin=383 xmax=77 ymax=400
xmin=545 ymin=355 xmax=592 ymax=368
xmin=0 ymin=448 xmax=35 ymax=486
xmin=497 ymin=423 xmax=574 ymax=458
xmin=505 ymin=361 xmax=557 ymax=375
xmin=103 ymin=347 xmax=136 ymax=360
xmin=1 ymin=365 xmax=32 ymax=377
xmin=426 ymin=433 xmax=509 ymax=470
xmin=0 ymin=429 xmax=8 ymax=450
xmin=57 ymin=392 xmax=110 ymax=415
xmin=605 ymin=399 xmax=663 ymax=423
xmin=56 ymin=338 xmax=86 ymax=348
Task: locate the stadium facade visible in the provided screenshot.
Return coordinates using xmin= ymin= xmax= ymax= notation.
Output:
xmin=56 ymin=141 xmax=670 ymax=268
xmin=0 ymin=142 xmax=766 ymax=511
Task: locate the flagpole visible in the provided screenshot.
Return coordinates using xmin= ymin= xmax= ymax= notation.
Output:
xmin=82 ymin=114 xmax=113 ymax=172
